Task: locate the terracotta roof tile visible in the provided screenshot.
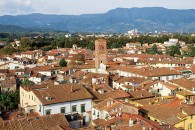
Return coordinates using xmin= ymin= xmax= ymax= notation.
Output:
xmin=169 ymin=78 xmax=195 ymax=91
xmin=129 ymin=90 xmax=154 ymax=100
xmin=140 ymin=98 xmax=195 ymax=125
xmin=86 ymin=86 xmax=130 ymax=102
xmin=22 ymin=83 xmax=93 ymax=105
xmin=0 ymin=114 xmax=70 ymax=130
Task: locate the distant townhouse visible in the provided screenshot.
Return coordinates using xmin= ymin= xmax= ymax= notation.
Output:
xmin=168 ymin=78 xmax=195 ymax=93
xmin=164 ymin=38 xmax=179 ymax=46
xmin=30 ymin=65 xmax=59 ymax=76
xmin=110 ymin=66 xmax=182 ymax=81
xmin=91 ymin=112 xmax=167 ymax=130
xmin=114 ymin=54 xmax=164 ymax=63
xmin=92 ymin=98 xmax=139 ymax=120
xmin=167 ymin=78 xmax=195 ymax=104
xmin=80 ymin=73 xmax=109 ymax=86
xmin=28 ymin=72 xmax=44 ymax=84
xmin=140 ymin=98 xmax=195 ymax=130
xmin=85 ymin=85 xmax=130 ymax=104
xmin=21 ymin=51 xmax=35 ymax=59
xmin=126 ymin=42 xmax=141 ymax=48
xmin=0 ymin=69 xmax=8 ymax=81
xmin=0 ymin=78 xmax=16 ymax=93
xmin=147 ymin=81 xmax=179 ymax=96
xmin=0 ymin=41 xmax=7 ymax=46
xmin=137 ymin=57 xmax=193 ymax=68
xmin=68 ymin=71 xmax=86 ymax=83
xmin=47 ymin=53 xmax=56 ymax=60
xmin=14 ymin=69 xmax=25 ymax=76
xmin=75 ymin=64 xmax=96 ymax=73
xmin=59 ymin=67 xmax=73 ymax=75
xmin=8 ymin=62 xmax=25 ymax=70
xmin=112 ymin=76 xmax=148 ymax=91
xmin=129 ymin=89 xmax=154 ymax=100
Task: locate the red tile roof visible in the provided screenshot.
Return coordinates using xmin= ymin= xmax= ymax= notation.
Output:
xmin=22 ymin=83 xmax=93 ymax=105
xmin=0 ymin=114 xmax=70 ymax=130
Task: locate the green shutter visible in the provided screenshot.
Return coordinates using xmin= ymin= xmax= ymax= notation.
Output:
xmin=61 ymin=107 xmax=65 ymax=113
xmin=81 ymin=104 xmax=85 ymax=113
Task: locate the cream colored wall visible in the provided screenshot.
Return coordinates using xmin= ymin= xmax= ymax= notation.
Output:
xmin=21 ymin=54 xmax=34 ymax=59
xmin=20 ymin=87 xmax=41 ymax=114
xmin=175 ymin=115 xmax=195 ymax=130
xmin=80 ymin=68 xmax=96 ymax=73
xmin=146 ymin=112 xmax=195 ymax=130
xmin=0 ymin=64 xmax=8 ymax=69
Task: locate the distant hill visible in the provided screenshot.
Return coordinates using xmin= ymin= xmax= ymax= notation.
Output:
xmin=0 ymin=24 xmax=27 ymax=33
xmin=1 ymin=7 xmax=195 ymax=33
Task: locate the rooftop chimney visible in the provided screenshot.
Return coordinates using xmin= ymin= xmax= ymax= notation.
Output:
xmin=129 ymin=118 xmax=134 ymax=127
xmin=110 ymin=99 xmax=114 ymax=105
xmin=107 ymin=101 xmax=110 ymax=106
xmin=70 ymin=85 xmax=73 ymax=93
xmin=93 ymin=85 xmax=96 ymax=91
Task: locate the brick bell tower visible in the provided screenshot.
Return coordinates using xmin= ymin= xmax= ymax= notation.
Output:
xmin=95 ymin=39 xmax=107 ymax=71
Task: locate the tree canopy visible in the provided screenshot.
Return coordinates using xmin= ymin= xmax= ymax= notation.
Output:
xmin=22 ymin=78 xmax=35 ymax=86
xmin=59 ymin=58 xmax=67 ymax=67
xmin=167 ymin=43 xmax=181 ymax=56
xmin=0 ymin=46 xmax=17 ymax=55
xmin=0 ymin=90 xmax=19 ymax=111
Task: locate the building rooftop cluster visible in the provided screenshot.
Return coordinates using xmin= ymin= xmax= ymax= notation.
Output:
xmin=0 ymin=38 xmax=195 ymax=130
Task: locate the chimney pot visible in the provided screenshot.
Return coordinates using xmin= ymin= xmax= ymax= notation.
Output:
xmin=70 ymin=85 xmax=73 ymax=93
xmin=129 ymin=118 xmax=134 ymax=126
xmin=93 ymin=85 xmax=96 ymax=91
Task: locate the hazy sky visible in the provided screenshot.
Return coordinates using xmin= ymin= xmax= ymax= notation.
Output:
xmin=0 ymin=0 xmax=195 ymax=16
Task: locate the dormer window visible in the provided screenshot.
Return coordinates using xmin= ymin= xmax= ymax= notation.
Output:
xmin=45 ymin=96 xmax=52 ymax=101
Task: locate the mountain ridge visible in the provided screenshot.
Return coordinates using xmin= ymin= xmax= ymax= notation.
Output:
xmin=1 ymin=7 xmax=195 ymax=33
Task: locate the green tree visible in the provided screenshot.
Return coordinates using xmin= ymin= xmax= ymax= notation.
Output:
xmin=167 ymin=43 xmax=181 ymax=56
xmin=147 ymin=44 xmax=160 ymax=54
xmin=111 ymin=42 xmax=119 ymax=49
xmin=0 ymin=90 xmax=19 ymax=111
xmin=152 ymin=44 xmax=158 ymax=54
xmin=187 ymin=44 xmax=195 ymax=57
xmin=87 ymin=41 xmax=95 ymax=50
xmin=59 ymin=58 xmax=67 ymax=67
xmin=0 ymin=46 xmax=16 ymax=55
xmin=22 ymin=79 xmax=35 ymax=86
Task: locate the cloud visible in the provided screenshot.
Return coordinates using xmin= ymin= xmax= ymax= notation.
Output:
xmin=0 ymin=0 xmax=33 ymax=15
xmin=15 ymin=0 xmax=31 ymax=6
xmin=0 ymin=0 xmax=195 ymax=16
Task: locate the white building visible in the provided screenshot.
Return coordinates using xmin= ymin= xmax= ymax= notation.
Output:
xmin=8 ymin=62 xmax=25 ymax=70
xmin=126 ymin=42 xmax=141 ymax=48
xmin=28 ymin=73 xmax=43 ymax=84
xmin=149 ymin=81 xmax=179 ymax=96
xmin=20 ymin=83 xmax=93 ymax=124
xmin=114 ymin=66 xmax=182 ymax=81
xmin=48 ymin=54 xmax=56 ymax=60
xmin=164 ymin=38 xmax=179 ymax=46
xmin=21 ymin=51 xmax=35 ymax=59
xmin=38 ymin=70 xmax=53 ymax=76
xmin=75 ymin=65 xmax=96 ymax=73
